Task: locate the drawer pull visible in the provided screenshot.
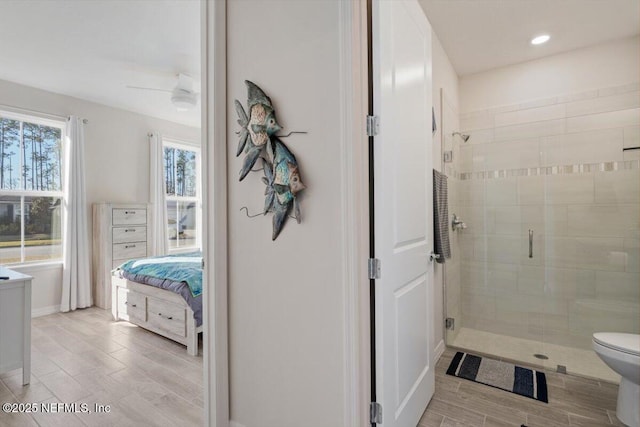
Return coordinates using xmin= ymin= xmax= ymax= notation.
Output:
xmin=158 ymin=313 xmax=173 ymax=320
xmin=124 ymin=301 xmax=137 ymax=307
xmin=125 ymin=229 xmax=136 ymax=232
xmin=125 ymin=211 xmax=136 ymax=215
xmin=124 ymin=244 xmax=136 ymax=249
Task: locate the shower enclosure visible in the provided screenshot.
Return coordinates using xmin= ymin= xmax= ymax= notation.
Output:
xmin=442 ymin=83 xmax=640 ymax=382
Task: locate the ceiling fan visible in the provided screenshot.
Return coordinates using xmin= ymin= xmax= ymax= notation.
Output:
xmin=127 ymin=73 xmax=199 ymax=111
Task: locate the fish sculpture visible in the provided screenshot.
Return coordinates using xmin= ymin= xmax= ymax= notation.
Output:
xmin=261 ymin=138 xmax=306 ymax=240
xmin=235 ymin=80 xmax=306 ymax=240
xmin=235 ymin=80 xmax=282 ymax=181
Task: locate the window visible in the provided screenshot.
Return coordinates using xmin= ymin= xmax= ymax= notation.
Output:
xmin=0 ymin=111 xmax=64 ymax=264
xmin=163 ymin=139 xmax=200 ymax=251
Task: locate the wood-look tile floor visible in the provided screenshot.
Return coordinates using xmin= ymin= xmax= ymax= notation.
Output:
xmin=419 ymin=348 xmax=624 ymax=427
xmin=0 ymin=307 xmax=203 ymax=427
xmin=2 ymin=309 xmax=624 ymax=427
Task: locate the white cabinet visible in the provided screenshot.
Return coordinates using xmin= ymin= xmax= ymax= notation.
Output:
xmin=93 ymin=203 xmax=151 ymax=309
xmin=0 ymin=267 xmax=32 ymax=385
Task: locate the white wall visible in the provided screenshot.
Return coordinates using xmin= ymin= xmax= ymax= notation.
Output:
xmin=0 ymin=78 xmax=199 ymax=315
xmin=431 ymin=31 xmax=460 ymax=351
xmin=225 ymin=1 xmax=348 ymax=426
xmin=460 ymin=36 xmax=640 ymax=113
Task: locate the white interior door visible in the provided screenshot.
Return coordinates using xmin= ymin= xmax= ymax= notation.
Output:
xmin=372 ymin=0 xmax=434 ymax=426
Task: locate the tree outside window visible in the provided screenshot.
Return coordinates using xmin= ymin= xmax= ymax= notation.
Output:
xmin=0 ymin=112 xmax=64 ymax=264
xmin=163 ymin=139 xmax=200 ymax=251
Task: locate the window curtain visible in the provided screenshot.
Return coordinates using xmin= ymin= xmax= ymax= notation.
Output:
xmin=149 ymin=132 xmax=168 ymax=255
xmin=61 ymin=116 xmax=91 ymax=312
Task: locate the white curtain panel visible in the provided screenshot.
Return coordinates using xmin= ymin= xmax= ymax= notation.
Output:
xmin=61 ymin=116 xmax=92 ymax=312
xmin=150 ymin=132 xmax=168 ymax=255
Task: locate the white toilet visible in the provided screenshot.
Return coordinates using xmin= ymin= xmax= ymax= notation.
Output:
xmin=593 ymin=333 xmax=640 ymax=427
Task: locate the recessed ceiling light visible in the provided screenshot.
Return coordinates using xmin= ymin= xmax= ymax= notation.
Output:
xmin=531 ymin=34 xmax=550 ymax=45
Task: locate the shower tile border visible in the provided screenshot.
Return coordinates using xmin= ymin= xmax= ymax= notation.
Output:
xmin=456 ymin=160 xmax=640 ymax=181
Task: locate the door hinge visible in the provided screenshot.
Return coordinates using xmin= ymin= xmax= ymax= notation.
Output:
xmin=445 ymin=317 xmax=455 ymax=330
xmin=368 ymin=258 xmax=381 ymax=280
xmin=366 ymin=115 xmax=379 ymax=137
xmin=443 ymin=150 xmax=453 ymax=163
xmin=370 ymin=401 xmax=383 ymax=424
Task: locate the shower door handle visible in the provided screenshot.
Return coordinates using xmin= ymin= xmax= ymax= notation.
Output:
xmin=529 ymin=229 xmax=533 ymax=258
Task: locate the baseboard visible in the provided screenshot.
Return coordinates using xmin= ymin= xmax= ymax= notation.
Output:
xmin=434 ymin=339 xmax=445 ymax=362
xmin=32 ymin=305 xmax=60 ymax=318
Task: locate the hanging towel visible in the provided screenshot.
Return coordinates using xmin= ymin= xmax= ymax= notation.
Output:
xmin=433 ymin=169 xmax=450 ymax=264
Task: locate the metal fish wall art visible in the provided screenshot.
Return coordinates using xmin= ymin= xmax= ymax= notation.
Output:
xmin=235 ymin=80 xmax=282 ymax=181
xmin=235 ymin=80 xmax=306 ymax=240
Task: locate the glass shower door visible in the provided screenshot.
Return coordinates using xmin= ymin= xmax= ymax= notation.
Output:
xmin=441 ymin=90 xmax=462 ymax=348
xmin=443 ymin=107 xmax=549 ymax=365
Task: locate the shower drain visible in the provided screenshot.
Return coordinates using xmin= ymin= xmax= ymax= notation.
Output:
xmin=533 ymin=353 xmax=549 ymax=360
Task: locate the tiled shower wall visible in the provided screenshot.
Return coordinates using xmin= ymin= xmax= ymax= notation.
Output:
xmin=454 ymin=82 xmax=640 ymax=350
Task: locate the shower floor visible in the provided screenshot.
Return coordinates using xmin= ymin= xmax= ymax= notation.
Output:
xmin=450 ymin=327 xmax=620 ymax=384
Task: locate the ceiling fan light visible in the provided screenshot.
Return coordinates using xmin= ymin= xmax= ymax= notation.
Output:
xmin=171 ymin=90 xmax=197 ymax=111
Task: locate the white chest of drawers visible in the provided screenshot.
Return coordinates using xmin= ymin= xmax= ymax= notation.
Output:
xmin=93 ymin=203 xmax=151 ymax=309
xmin=0 ymin=267 xmax=32 ymax=385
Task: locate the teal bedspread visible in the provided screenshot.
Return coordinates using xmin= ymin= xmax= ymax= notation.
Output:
xmin=117 ymin=251 xmax=203 ymax=297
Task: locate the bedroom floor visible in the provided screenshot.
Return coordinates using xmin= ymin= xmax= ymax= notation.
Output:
xmin=418 ymin=348 xmax=624 ymax=427
xmin=0 ymin=307 xmax=203 ymax=427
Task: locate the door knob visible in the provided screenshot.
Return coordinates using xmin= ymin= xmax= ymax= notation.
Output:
xmin=429 ymin=252 xmax=441 ymax=262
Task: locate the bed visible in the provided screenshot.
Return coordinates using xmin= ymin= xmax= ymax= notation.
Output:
xmin=111 ymin=251 xmax=203 ymax=356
